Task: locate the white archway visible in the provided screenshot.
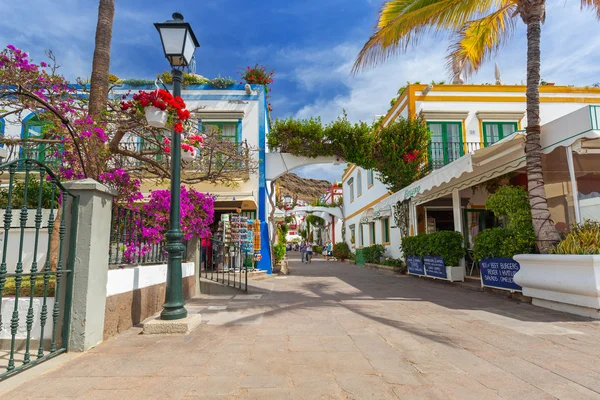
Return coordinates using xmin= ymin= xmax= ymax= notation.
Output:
xmin=266 ymin=153 xmax=344 ymax=181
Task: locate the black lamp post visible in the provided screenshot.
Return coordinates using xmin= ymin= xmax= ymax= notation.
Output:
xmin=154 ymin=12 xmax=200 ymax=320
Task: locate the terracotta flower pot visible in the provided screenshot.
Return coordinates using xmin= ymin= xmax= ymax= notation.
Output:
xmin=144 ymin=106 xmax=168 ymax=128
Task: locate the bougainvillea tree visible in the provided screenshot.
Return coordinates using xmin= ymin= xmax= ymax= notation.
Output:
xmin=0 ymin=45 xmax=258 ymax=190
xmin=121 ymin=187 xmax=215 ymax=263
xmin=0 ymin=44 xmax=257 ymax=262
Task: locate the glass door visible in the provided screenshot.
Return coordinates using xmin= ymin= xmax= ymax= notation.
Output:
xmin=427 ymin=122 xmax=464 ymax=169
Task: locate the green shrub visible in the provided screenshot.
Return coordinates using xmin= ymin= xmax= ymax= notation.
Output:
xmin=426 ymin=231 xmax=465 ymax=266
xmin=549 ymin=220 xmax=600 ymax=255
xmin=313 ymin=245 xmax=323 ymax=254
xmin=362 ymin=244 xmax=386 ymax=263
xmin=485 ymin=185 xmax=535 ymax=252
xmin=273 ymin=243 xmax=286 ymax=264
xmin=208 ymin=76 xmax=236 ymax=88
xmin=0 ymin=176 xmax=59 ymax=209
xmin=473 ymin=228 xmax=521 ymax=260
xmin=333 ymin=242 xmax=351 ymax=260
xmin=400 ymin=234 xmax=428 ymax=257
xmin=401 ymin=231 xmax=464 ymax=265
xmin=277 ymin=224 xmax=288 ymax=244
xmin=3 ymin=275 xmax=56 ymax=297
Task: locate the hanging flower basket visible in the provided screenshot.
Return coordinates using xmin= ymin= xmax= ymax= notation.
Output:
xmin=144 ymin=106 xmax=168 ymax=128
xmin=121 ymin=89 xmax=191 ymax=130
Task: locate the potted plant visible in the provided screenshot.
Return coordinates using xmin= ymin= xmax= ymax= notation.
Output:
xmin=473 ymin=185 xmax=536 ymax=291
xmin=514 ymin=221 xmax=600 ymax=318
xmin=239 ymin=64 xmax=274 ymax=86
xmin=402 ymin=232 xmax=465 ymax=281
xmin=273 ymin=243 xmax=286 ymax=274
xmin=333 ymin=242 xmax=350 ymax=262
xmin=121 ymin=89 xmax=191 ymax=129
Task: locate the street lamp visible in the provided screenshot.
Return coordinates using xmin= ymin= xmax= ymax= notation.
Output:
xmin=154 ymin=12 xmax=200 ymax=321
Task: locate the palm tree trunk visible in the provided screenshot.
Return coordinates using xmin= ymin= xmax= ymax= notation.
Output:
xmin=523 ymin=2 xmax=561 ymax=252
xmin=88 ymin=0 xmax=115 ymax=119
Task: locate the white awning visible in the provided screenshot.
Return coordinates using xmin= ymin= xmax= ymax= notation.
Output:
xmin=373 ymin=205 xmax=392 ymax=219
xmin=374 ymin=155 xmax=473 ymax=211
xmin=360 ymin=208 xmax=375 ymax=224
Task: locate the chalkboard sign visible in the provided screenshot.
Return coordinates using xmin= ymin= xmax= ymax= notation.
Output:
xmin=406 ymin=256 xmax=425 ymax=275
xmin=423 ymin=256 xmax=447 ymax=279
xmin=480 ymin=258 xmax=522 ymax=291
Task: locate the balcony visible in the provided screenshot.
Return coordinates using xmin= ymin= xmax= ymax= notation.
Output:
xmin=427 ymin=141 xmax=487 ymax=171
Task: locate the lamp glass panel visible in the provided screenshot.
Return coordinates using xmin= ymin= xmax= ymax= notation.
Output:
xmin=159 ymin=27 xmax=186 ymax=55
xmin=183 ymin=31 xmax=196 ymax=65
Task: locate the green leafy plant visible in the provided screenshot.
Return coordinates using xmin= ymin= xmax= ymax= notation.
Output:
xmin=400 ymin=234 xmax=428 ymax=257
xmin=239 ymin=64 xmax=274 ymax=85
xmin=333 ymin=242 xmax=351 ymax=261
xmin=474 ymin=185 xmax=535 ymax=260
xmin=362 ymin=244 xmax=386 ymax=263
xmin=157 ymin=71 xmax=209 ymax=85
xmin=0 ymin=176 xmax=59 ymax=209
xmin=401 ymin=231 xmax=465 ymax=266
xmin=277 ymin=224 xmax=289 ymax=244
xmin=120 ymin=78 xmax=155 ymax=86
xmin=313 ymin=245 xmax=323 ymax=254
xmin=426 ymin=231 xmax=465 ymax=266
xmin=209 ymin=76 xmax=236 ymax=89
xmin=273 ymin=243 xmax=286 ymax=264
xmin=3 ymin=275 xmax=56 ymax=297
xmin=549 ymin=221 xmax=600 ymax=255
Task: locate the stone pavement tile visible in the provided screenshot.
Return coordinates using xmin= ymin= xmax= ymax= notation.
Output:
xmin=392 ymin=384 xmax=451 ymax=400
xmin=367 ymin=357 xmax=423 ymax=385
xmin=237 ymin=387 xmax=291 ymax=399
xmin=349 ymin=334 xmax=396 ymax=354
xmin=240 ymin=375 xmax=291 ymax=389
xmin=535 ymin=381 xmax=600 ymax=400
xmin=334 ymin=374 xmax=397 ymax=400
xmin=319 ymin=335 xmax=359 ymax=352
xmin=3 ymin=377 xmax=97 ymax=399
xmin=185 ymin=376 xmax=242 ymax=397
xmin=199 ymin=352 xmax=250 ymax=377
xmin=402 ymin=350 xmax=463 ymax=374
xmin=424 ymin=372 xmax=505 ymax=400
xmin=289 ymin=374 xmax=344 ymax=400
xmin=253 ymin=339 xmax=288 ymax=353
xmin=327 ymin=352 xmax=375 ymax=375
xmin=288 ymin=335 xmax=324 ymax=352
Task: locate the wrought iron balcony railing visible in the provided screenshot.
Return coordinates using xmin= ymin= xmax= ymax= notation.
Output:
xmin=427 ymin=141 xmax=486 ymax=171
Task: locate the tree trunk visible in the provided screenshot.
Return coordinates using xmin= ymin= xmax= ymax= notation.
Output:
xmin=88 ymin=0 xmax=115 ymax=119
xmin=523 ymin=1 xmax=561 ymax=252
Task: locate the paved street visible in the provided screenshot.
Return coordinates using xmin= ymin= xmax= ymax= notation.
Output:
xmin=4 ymin=253 xmax=600 ymax=399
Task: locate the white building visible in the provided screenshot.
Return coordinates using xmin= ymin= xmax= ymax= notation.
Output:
xmin=342 ymin=84 xmax=600 ymax=260
xmin=1 ymin=83 xmax=274 ymax=272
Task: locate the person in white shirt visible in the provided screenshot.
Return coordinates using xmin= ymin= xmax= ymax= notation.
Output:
xmin=306 ymin=242 xmax=313 ymax=263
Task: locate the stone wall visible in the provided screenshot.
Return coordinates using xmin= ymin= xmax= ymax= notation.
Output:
xmin=103 ymin=263 xmax=195 ymax=340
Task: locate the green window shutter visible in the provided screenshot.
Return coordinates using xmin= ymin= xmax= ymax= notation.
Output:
xmin=382 ymin=218 xmax=390 ymax=243
xmin=426 ymin=122 xmax=463 ymax=169
xmin=482 ymin=122 xmax=518 ymax=146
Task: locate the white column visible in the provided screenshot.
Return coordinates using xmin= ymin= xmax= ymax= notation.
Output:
xmin=62 ymin=179 xmax=115 ymax=351
xmin=452 ymin=188 xmax=463 ymax=233
xmin=410 ymin=201 xmax=418 ymax=236
xmin=566 ymin=146 xmax=581 ymax=224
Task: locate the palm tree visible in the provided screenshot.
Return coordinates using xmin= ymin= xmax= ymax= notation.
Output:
xmin=353 ymin=0 xmax=600 ymax=253
xmin=88 ymin=0 xmax=115 ymax=119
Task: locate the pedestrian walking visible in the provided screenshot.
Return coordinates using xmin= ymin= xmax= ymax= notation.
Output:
xmin=306 ymin=242 xmax=313 ymax=263
xmin=300 ymin=241 xmax=307 ymax=264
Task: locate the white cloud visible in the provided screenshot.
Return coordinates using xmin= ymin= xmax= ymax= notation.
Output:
xmin=293 ymin=163 xmax=348 ymax=183
xmin=279 ymin=0 xmax=600 ymax=125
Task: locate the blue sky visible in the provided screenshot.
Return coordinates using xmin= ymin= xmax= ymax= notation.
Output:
xmin=2 ymin=0 xmax=600 ymax=182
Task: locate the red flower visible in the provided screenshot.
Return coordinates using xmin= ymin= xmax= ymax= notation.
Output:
xmin=164 ymin=146 xmax=171 ymax=153
xmin=163 ymin=137 xmax=171 ymax=145
xmin=174 ymin=122 xmax=183 ymax=133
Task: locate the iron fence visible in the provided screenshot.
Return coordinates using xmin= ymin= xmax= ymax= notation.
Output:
xmin=201 ymin=238 xmax=253 ymax=292
xmin=0 ymin=159 xmax=77 ymax=380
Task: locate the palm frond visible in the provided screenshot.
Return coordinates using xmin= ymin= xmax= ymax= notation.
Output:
xmin=352 ymin=0 xmax=503 ymax=74
xmin=447 ymin=3 xmax=516 ymax=80
xmin=581 ymin=0 xmax=600 ymax=18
